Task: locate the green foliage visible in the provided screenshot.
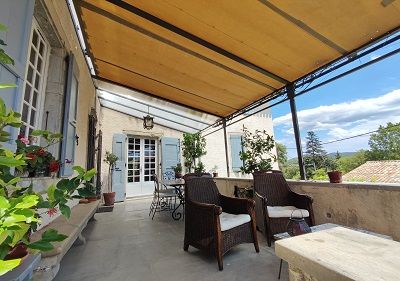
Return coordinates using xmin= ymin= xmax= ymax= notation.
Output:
xmin=239 ymin=126 xmax=276 ymax=174
xmin=311 ymin=168 xmax=329 ymax=180
xmin=172 ymin=163 xmax=182 ymax=173
xmin=304 ymin=131 xmax=328 ymax=178
xmin=194 ymin=161 xmax=205 ymax=173
xmin=366 ymin=122 xmax=400 ymax=161
xmin=0 ymin=24 xmax=15 ymax=89
xmin=337 ymin=150 xmax=367 ymax=174
xmin=104 ymin=151 xmax=118 ymax=167
xmin=276 ymin=142 xmax=287 ymax=171
xmin=104 ymin=151 xmax=118 ymax=193
xmin=182 ymin=133 xmax=206 ymax=173
xmin=0 ymin=34 xmax=96 ymax=273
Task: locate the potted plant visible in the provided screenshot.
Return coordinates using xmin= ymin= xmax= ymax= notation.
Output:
xmin=16 ymin=130 xmax=62 ymax=177
xmin=0 ymin=97 xmax=97 ymax=275
xmin=0 ymin=26 xmax=96 ymax=275
xmin=239 ymin=126 xmax=276 ymax=175
xmin=172 ymin=163 xmax=183 ymax=179
xmin=326 ymin=155 xmax=342 ymax=183
xmin=103 ymin=151 xmax=118 ymax=206
xmin=211 ymin=165 xmax=218 ymax=177
xmin=182 ymin=132 xmax=206 ymax=172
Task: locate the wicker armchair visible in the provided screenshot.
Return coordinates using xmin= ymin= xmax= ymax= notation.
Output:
xmin=253 ymin=171 xmax=315 ymax=246
xmin=184 ymin=177 xmax=259 ymax=270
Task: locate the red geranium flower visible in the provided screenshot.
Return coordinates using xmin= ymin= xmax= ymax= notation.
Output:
xmin=26 ymin=152 xmax=37 ymax=161
xmin=49 ymin=161 xmax=60 ymax=173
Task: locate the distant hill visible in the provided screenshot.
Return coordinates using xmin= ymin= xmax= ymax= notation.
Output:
xmin=287 ymin=152 xmax=356 ymax=164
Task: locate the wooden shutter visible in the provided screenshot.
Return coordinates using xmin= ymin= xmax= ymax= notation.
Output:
xmin=161 ymin=137 xmax=180 ymax=179
xmin=60 ymin=54 xmax=79 ymax=176
xmin=0 ymin=0 xmax=34 ymax=149
xmin=112 ymin=133 xmax=127 ymax=202
xmin=230 ymin=135 xmax=243 ymax=172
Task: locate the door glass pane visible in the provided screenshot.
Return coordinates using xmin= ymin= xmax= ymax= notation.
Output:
xmin=30 ymin=110 xmax=36 ymax=126
xmin=22 ymin=104 xmax=29 ymax=122
xmin=24 ymin=85 xmax=31 ymax=102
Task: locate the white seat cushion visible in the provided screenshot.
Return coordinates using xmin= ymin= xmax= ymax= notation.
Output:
xmin=220 ymin=212 xmax=251 ymax=232
xmin=267 ymin=206 xmax=309 ymax=218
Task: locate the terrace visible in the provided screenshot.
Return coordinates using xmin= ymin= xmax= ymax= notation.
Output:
xmin=1 ymin=1 xmax=400 ymax=281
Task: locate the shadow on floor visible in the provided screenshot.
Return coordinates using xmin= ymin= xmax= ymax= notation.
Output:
xmin=55 ymin=199 xmax=288 ymax=281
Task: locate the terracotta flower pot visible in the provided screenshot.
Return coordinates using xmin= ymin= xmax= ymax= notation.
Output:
xmin=86 ymin=197 xmax=97 ymax=202
xmin=175 ymin=172 xmax=182 ymax=179
xmin=328 ymin=171 xmax=342 ymax=183
xmin=103 ymin=192 xmax=116 ymax=206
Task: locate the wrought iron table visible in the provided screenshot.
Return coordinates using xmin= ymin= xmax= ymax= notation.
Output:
xmin=162 ymin=179 xmax=185 ymax=220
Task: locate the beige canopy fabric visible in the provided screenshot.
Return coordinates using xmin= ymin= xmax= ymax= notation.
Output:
xmin=74 ymin=0 xmax=400 ymax=117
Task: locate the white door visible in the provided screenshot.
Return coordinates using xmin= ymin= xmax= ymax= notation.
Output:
xmin=126 ymin=137 xmax=157 ymax=197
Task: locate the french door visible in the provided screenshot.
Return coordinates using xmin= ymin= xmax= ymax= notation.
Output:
xmin=126 ymin=137 xmax=157 ymax=197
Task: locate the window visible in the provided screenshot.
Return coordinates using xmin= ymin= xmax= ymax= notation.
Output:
xmin=230 ymin=135 xmax=244 ymax=172
xmin=20 ymin=20 xmax=49 ymax=137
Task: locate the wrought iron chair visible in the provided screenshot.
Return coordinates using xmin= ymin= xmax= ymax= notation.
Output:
xmin=253 ymin=171 xmax=315 ymax=246
xmin=184 ymin=176 xmax=259 ymax=270
xmin=149 ymin=175 xmax=177 ymax=219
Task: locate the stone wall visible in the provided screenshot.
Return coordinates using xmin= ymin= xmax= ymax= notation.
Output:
xmin=213 ymin=178 xmax=400 ymax=241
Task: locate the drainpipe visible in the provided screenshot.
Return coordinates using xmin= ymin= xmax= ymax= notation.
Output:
xmin=287 ymin=83 xmax=306 ymax=180
xmin=223 ymin=119 xmax=230 ymax=177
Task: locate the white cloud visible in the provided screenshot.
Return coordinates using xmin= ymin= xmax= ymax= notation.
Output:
xmin=274 ymin=89 xmax=400 ymax=153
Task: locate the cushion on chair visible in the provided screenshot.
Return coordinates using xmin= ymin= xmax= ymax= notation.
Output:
xmin=267 ymin=206 xmax=309 ymax=218
xmin=220 ymin=212 xmax=251 ymax=232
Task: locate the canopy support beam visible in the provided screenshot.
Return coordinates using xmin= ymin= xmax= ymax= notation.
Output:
xmin=223 ymin=119 xmax=230 ymax=177
xmin=287 ymin=83 xmax=306 ymax=180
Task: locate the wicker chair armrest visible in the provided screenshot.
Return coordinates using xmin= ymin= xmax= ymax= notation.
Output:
xmin=220 ymin=194 xmax=255 ymax=215
xmin=186 ymin=200 xmax=222 ymax=216
xmin=290 ymin=191 xmax=313 ymax=209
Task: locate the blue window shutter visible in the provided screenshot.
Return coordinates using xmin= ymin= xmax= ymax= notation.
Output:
xmin=161 ymin=137 xmax=180 ymax=179
xmin=112 ymin=133 xmax=127 ymax=202
xmin=230 ymin=135 xmax=243 ymax=172
xmin=60 ymin=54 xmax=79 ymax=176
xmin=0 ymin=0 xmax=34 ymax=150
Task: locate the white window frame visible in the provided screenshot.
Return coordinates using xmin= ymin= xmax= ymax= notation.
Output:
xmin=20 ymin=19 xmax=50 ymax=137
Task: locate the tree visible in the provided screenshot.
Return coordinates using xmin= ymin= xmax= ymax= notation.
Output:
xmin=276 ymin=142 xmax=287 ymax=171
xmin=366 ymin=122 xmax=400 ymax=160
xmin=182 ymin=132 xmax=207 ymax=172
xmin=304 ymin=131 xmax=328 ymax=178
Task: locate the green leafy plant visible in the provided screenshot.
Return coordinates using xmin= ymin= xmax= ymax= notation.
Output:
xmin=0 ymin=23 xmax=96 ymax=275
xmin=0 ymin=24 xmax=15 ymax=89
xmin=172 ymin=163 xmax=182 ymax=174
xmin=0 ymin=96 xmax=97 ymax=274
xmin=103 ymin=151 xmax=118 ymax=193
xmin=182 ymin=133 xmax=206 ymax=172
xmin=239 ymin=126 xmax=276 ymax=174
xmin=16 ymin=131 xmax=62 ymax=177
xmin=194 ymin=161 xmax=205 ymax=173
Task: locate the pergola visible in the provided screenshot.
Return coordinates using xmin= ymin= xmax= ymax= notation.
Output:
xmin=70 ymin=0 xmax=400 ymax=179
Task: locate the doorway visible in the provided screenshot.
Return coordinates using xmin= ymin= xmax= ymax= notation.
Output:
xmin=126 ymin=137 xmax=157 ymax=197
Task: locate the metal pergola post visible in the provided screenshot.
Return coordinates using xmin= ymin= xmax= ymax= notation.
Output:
xmin=287 ymin=83 xmax=306 ymax=180
xmin=222 ymin=119 xmax=230 ymax=177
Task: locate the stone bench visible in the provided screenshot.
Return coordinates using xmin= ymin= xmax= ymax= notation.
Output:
xmin=32 ymin=201 xmax=100 ymax=281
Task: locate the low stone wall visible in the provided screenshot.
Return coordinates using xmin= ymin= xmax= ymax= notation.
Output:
xmin=214 ymin=177 xmax=400 ymax=241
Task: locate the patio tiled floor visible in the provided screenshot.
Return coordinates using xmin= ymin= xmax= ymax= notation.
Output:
xmin=55 ymin=198 xmax=288 ymax=281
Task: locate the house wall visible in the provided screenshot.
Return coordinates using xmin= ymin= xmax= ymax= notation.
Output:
xmin=40 ymin=0 xmax=98 ymax=170
xmin=99 ymin=107 xmax=184 ymax=192
xmin=203 ymin=111 xmax=278 ymax=177
xmin=214 ymin=178 xmax=400 ymax=241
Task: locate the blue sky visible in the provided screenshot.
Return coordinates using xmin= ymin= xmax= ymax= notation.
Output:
xmin=272 ymin=40 xmax=400 ymax=158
